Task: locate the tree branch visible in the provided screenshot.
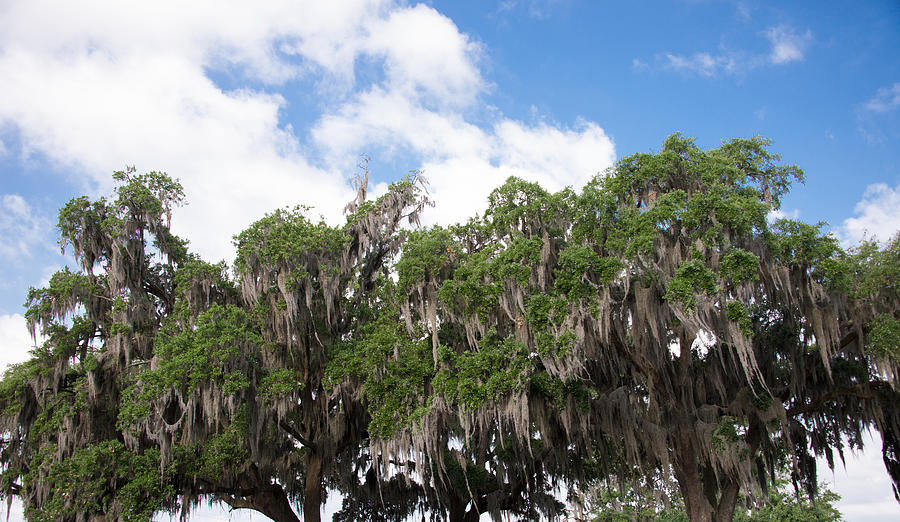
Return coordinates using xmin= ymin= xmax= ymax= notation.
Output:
xmin=787 ymin=384 xmax=876 ymax=417
xmin=279 ymin=419 xmax=313 ymax=448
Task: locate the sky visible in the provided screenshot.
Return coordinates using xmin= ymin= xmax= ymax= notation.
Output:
xmin=0 ymin=0 xmax=898 ymax=520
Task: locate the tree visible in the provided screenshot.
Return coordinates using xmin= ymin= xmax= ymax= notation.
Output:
xmin=0 ymin=166 xmax=429 ymax=521
xmin=358 ymin=134 xmax=900 ymax=521
xmin=583 ymin=462 xmax=842 ymax=521
xmin=1 ymin=135 xmax=898 ymax=522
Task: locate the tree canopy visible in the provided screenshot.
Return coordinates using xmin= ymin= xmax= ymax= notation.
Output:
xmin=1 ymin=136 xmax=898 ymax=522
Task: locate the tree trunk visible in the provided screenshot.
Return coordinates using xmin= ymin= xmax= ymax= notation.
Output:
xmin=672 ymin=428 xmax=714 ymax=522
xmin=672 ymin=438 xmax=742 ymax=522
xmin=304 ymin=451 xmax=324 ymax=522
xmin=217 ymin=485 xmax=301 ymax=522
xmin=448 ymin=495 xmax=467 ymax=522
xmin=674 ymin=461 xmax=714 ymax=522
xmin=445 ymin=491 xmax=482 ymax=522
xmin=713 ymin=479 xmax=740 ymax=522
xmin=255 ymin=487 xmax=302 ymax=522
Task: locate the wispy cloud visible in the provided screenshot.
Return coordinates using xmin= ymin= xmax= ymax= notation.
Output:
xmin=864 ymin=83 xmax=900 ymax=113
xmin=765 ymin=25 xmax=812 ymax=64
xmin=663 ymin=52 xmax=738 ymax=77
xmin=638 ymin=24 xmax=811 ymax=78
xmin=0 ymin=194 xmax=50 ymax=260
xmin=857 ymin=83 xmax=900 ymax=144
xmin=734 ymin=1 xmax=751 ymax=21
xmin=495 ymin=0 xmax=570 ymax=19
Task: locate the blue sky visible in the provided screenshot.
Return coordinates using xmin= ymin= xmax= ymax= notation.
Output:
xmin=0 ymin=1 xmax=898 ymax=520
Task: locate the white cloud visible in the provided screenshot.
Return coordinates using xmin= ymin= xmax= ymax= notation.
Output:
xmin=0 ymin=194 xmax=50 ymax=260
xmin=664 ymin=52 xmax=737 ymax=77
xmin=819 ymin=432 xmax=900 ymax=522
xmin=0 ymin=314 xmax=37 ymax=373
xmin=0 ymin=0 xmax=613 ymax=265
xmin=313 ymin=88 xmax=614 ymax=225
xmin=857 ymin=83 xmax=900 ymax=145
xmin=766 ymin=207 xmax=800 ymax=223
xmin=363 ymin=5 xmax=484 ymax=107
xmin=735 ymin=2 xmax=751 ymax=21
xmin=839 ymin=183 xmax=900 ymax=247
xmin=864 ymin=83 xmax=900 ymax=114
xmin=765 ymin=25 xmax=812 ymax=64
xmin=494 ymin=0 xmax=570 ymax=19
xmin=647 ymin=24 xmax=811 ymax=78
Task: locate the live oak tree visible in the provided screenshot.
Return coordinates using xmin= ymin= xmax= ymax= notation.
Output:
xmin=0 ymin=167 xmax=428 ymax=521
xmin=356 ymin=135 xmax=900 ymax=522
xmin=1 ymin=135 xmax=898 ymax=522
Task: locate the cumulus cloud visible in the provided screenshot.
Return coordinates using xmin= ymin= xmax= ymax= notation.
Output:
xmin=313 ymin=87 xmax=614 ymax=224
xmin=766 ymin=207 xmax=800 ymax=223
xmin=839 ymin=183 xmax=900 ymax=247
xmin=0 ymin=0 xmax=614 ymax=264
xmin=363 ymin=5 xmax=484 ymax=107
xmin=819 ymin=432 xmax=900 ymax=521
xmin=0 ymin=314 xmax=38 ymax=373
xmin=765 ymin=25 xmax=812 ymax=64
xmin=0 ymin=194 xmax=50 ymax=260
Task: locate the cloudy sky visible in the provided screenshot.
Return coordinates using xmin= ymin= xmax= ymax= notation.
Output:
xmin=0 ymin=0 xmax=898 ymax=520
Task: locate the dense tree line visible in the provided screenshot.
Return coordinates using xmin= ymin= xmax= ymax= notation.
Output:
xmin=1 ymin=135 xmax=898 ymax=521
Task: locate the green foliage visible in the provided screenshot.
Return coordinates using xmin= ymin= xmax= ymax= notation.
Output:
xmin=233 ymin=205 xmax=348 ymax=274
xmin=711 ymin=415 xmax=745 ymax=451
xmin=734 ymin=486 xmax=842 ymax=522
xmin=485 ymin=176 xmax=573 ymax=237
xmin=443 ymin=452 xmax=491 ymax=496
xmin=119 ymin=303 xmax=261 ymax=430
xmin=495 ymin=235 xmax=543 ymax=285
xmin=24 ymin=267 xmax=102 ymax=330
xmin=25 ymin=441 xmax=174 ymax=522
xmin=868 ymin=314 xmax=900 ymax=360
xmin=340 ymin=314 xmax=434 ymax=439
xmin=396 ymin=227 xmax=455 ymax=292
xmin=726 ymin=301 xmax=753 ymax=336
xmin=720 ymin=248 xmax=760 ymax=284
xmin=665 ymin=258 xmax=717 ymax=310
xmin=186 ymin=408 xmax=252 ymax=480
xmin=766 ymin=220 xmax=840 ymax=273
xmin=328 ymin=299 xmax=435 ymax=439
xmin=111 ymin=167 xmax=185 ymax=217
xmin=259 ymin=368 xmax=304 ymax=399
xmin=837 ymin=233 xmax=900 ymax=298
xmin=438 ymin=246 xmax=502 ymax=321
xmin=173 ymin=258 xmax=235 ymax=298
xmin=589 ymin=476 xmax=841 ymax=522
xmin=3 ymin=139 xmax=896 ymax=522
xmin=555 ymin=244 xmax=622 ymax=301
xmin=433 ymin=331 xmax=531 ymax=410
xmin=524 ymin=293 xmax=578 ymax=357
